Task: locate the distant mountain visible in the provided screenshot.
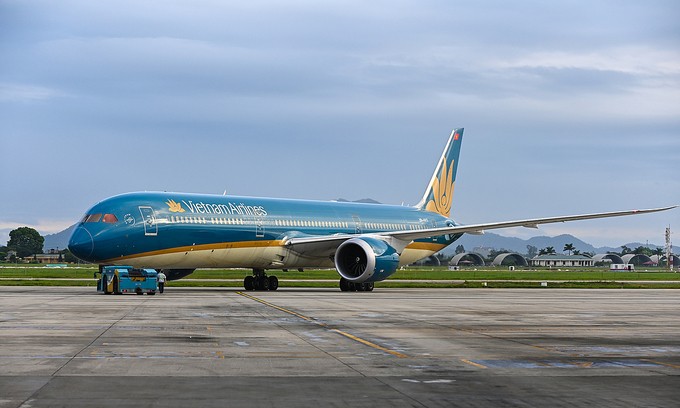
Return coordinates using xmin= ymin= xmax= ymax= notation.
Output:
xmin=443 ymin=232 xmax=662 ymax=256
xmin=43 ymin=224 xmax=76 ymax=251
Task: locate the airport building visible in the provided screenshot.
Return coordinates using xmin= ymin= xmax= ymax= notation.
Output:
xmin=530 ymin=254 xmax=594 ymax=267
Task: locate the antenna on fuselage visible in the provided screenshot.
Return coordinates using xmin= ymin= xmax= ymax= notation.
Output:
xmin=223 ymin=190 xmax=227 ymax=196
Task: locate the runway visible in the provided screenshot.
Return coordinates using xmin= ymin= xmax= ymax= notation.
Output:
xmin=0 ymin=287 xmax=678 ymax=407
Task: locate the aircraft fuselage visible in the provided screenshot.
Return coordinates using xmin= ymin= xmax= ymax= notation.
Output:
xmin=68 ymin=191 xmax=460 ymax=270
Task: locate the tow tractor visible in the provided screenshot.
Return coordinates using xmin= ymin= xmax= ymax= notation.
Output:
xmin=95 ymin=266 xmax=158 ymax=295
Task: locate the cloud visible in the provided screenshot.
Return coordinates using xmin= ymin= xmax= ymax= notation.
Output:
xmin=500 ymin=48 xmax=680 ymax=76
xmin=0 ymin=83 xmax=66 ymax=102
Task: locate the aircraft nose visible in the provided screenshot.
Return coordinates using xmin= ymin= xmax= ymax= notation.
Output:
xmin=68 ymin=226 xmax=94 ymax=261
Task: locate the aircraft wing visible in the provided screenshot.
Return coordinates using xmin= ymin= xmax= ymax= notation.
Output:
xmin=283 ymin=206 xmax=676 ymax=256
xmin=385 ymin=206 xmax=676 ymax=242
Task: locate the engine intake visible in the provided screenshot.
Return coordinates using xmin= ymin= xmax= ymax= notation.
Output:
xmin=334 ymin=237 xmax=400 ymax=283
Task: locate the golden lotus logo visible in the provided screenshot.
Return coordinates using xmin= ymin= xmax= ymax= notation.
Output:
xmin=425 ymin=160 xmax=455 ymax=217
xmin=166 ymin=199 xmax=185 ymax=213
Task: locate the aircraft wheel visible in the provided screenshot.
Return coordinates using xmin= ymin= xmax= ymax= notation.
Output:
xmin=244 ymin=276 xmax=254 ymax=291
xmin=260 ymin=276 xmax=270 ymax=291
xmin=339 ymin=278 xmax=373 ymax=292
xmin=268 ymin=276 xmax=279 ymax=291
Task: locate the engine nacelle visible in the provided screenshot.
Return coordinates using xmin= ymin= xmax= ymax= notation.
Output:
xmin=334 ymin=237 xmax=400 ymax=283
xmin=160 ymin=269 xmax=195 ymax=281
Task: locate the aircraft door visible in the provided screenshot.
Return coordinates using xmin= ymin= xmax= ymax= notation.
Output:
xmin=352 ymin=215 xmax=362 ymax=234
xmin=139 ymin=206 xmax=158 ymax=236
xmin=255 ymin=216 xmax=264 ymax=238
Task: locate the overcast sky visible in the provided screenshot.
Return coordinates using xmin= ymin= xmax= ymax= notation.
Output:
xmin=1 ymin=0 xmax=678 ymax=249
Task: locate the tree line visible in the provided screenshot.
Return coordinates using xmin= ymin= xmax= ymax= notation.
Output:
xmin=449 ymin=242 xmax=663 ymax=262
xmin=1 ymin=226 xmax=78 ymax=263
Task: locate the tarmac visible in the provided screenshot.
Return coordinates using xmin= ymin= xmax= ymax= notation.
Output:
xmin=0 ymin=286 xmax=678 ymax=407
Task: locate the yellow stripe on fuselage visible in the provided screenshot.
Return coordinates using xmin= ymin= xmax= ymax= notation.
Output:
xmin=102 ymin=240 xmax=285 ymax=263
xmin=103 ymin=239 xmax=446 ymax=264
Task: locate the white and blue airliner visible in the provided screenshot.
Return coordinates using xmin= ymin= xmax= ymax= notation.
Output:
xmin=68 ymin=129 xmax=674 ymax=291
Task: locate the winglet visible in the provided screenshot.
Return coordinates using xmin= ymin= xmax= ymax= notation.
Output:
xmin=415 ymin=128 xmax=464 ymax=218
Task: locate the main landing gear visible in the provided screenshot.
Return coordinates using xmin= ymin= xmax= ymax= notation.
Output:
xmin=339 ymin=277 xmax=374 ymax=292
xmin=243 ymin=269 xmax=279 ymax=291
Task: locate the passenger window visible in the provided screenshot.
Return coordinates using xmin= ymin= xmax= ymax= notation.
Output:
xmin=102 ymin=214 xmax=118 ymax=223
xmin=85 ymin=214 xmax=102 ymax=223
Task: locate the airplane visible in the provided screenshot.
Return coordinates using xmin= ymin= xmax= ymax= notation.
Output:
xmin=68 ymin=128 xmax=675 ymax=291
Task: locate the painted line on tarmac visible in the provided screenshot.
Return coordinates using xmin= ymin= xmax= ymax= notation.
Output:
xmin=464 ymin=359 xmax=665 ymax=369
xmin=642 ymin=359 xmax=680 ymax=369
xmin=461 ymin=359 xmax=488 ymax=369
xmin=236 ymin=291 xmax=409 ymax=358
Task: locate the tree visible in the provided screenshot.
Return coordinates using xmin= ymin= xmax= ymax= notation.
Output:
xmin=620 ymin=245 xmax=632 ymax=255
xmin=563 ymin=243 xmax=575 ymax=256
xmin=526 ymin=245 xmax=538 ymax=258
xmin=7 ymin=227 xmax=44 ymax=258
xmin=633 ymin=246 xmax=652 ymax=256
xmin=62 ymin=249 xmax=79 ymax=264
xmin=652 ymin=247 xmax=664 ymax=264
xmin=435 ymin=252 xmax=451 ymax=264
xmin=539 ymin=246 xmax=556 ymax=256
xmin=485 ymin=248 xmax=509 ymax=263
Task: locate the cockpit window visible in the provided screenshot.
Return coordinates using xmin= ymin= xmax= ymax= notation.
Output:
xmin=85 ymin=213 xmax=102 ymax=223
xmin=102 ymin=214 xmax=118 ymax=223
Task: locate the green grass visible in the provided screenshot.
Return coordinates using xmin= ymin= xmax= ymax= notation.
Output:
xmin=0 ymin=279 xmax=97 ymax=287
xmin=1 ymin=264 xmax=679 ymax=289
xmin=1 ymin=279 xmax=678 ymax=289
xmin=0 ymin=266 xmax=97 ymax=279
xmin=404 ymin=269 xmax=680 ymax=281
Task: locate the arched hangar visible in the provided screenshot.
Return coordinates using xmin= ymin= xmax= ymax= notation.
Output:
xmin=622 ymin=254 xmax=654 ymax=266
xmin=592 ymin=254 xmax=624 ymax=264
xmin=449 ymin=252 xmax=485 ymax=266
xmin=492 ymin=253 xmax=528 ymax=267
xmin=650 ymin=255 xmax=680 ymax=267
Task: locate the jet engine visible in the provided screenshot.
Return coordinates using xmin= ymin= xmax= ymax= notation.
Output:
xmin=334 ymin=237 xmax=400 ymax=283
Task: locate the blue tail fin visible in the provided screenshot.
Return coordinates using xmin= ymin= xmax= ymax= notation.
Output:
xmin=415 ymin=128 xmax=464 ymax=218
